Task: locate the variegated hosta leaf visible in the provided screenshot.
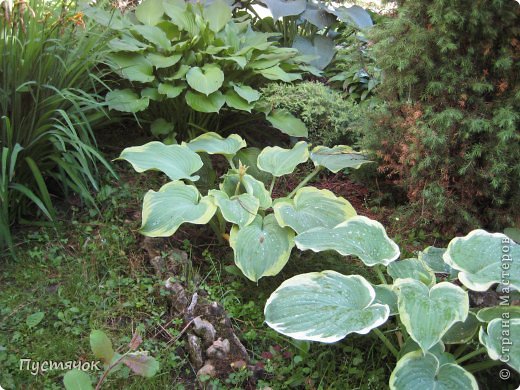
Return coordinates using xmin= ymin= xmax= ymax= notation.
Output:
xmin=398 ymin=340 xmax=453 ymax=364
xmin=442 ymin=312 xmax=479 ymax=344
xmin=395 ymin=279 xmax=469 ymax=353
xmin=479 ymin=318 xmax=520 ymax=373
xmin=257 ymin=141 xmax=309 ymax=177
xmin=229 ymin=214 xmax=295 ymax=282
xmin=264 ymin=271 xmax=389 ymax=343
xmin=373 ymin=284 xmax=398 ymax=316
xmin=118 ymin=142 xmax=202 ymax=181
xmin=477 ymin=306 xmax=520 ymax=322
xmin=140 ymin=181 xmax=217 ymax=237
xmin=185 ymin=132 xmax=246 ymax=157
xmin=387 ymin=258 xmax=436 ymax=287
xmin=295 ymin=216 xmax=400 ymax=266
xmin=208 ymin=190 xmax=259 ymax=228
xmin=273 ymin=187 xmax=356 ymax=234
xmin=310 ymin=145 xmax=371 ymax=173
xmin=444 ymin=229 xmax=520 ymax=291
xmin=220 ymin=172 xmax=272 ymax=209
xmin=389 ymin=351 xmax=478 ymax=390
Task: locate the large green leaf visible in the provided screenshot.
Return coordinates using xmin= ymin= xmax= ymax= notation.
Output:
xmin=292 ymin=36 xmax=335 ymax=70
xmin=106 ymin=89 xmax=150 ymax=113
xmin=118 ymin=142 xmax=202 ymax=181
xmin=122 ymin=352 xmax=160 ymax=378
xmin=387 ymin=258 xmax=436 ymax=287
xmin=135 ymin=0 xmax=164 ymax=25
xmin=132 ymin=25 xmax=171 ymax=49
xmin=203 ymin=0 xmax=232 ymax=32
xmin=186 ymin=65 xmax=225 ymax=96
xmin=224 ymin=89 xmax=254 ymax=112
xmin=209 ymin=190 xmax=259 ymax=228
xmin=444 ymin=229 xmax=520 ymax=291
xmin=146 ymin=53 xmax=182 ymax=68
xmin=479 ymin=318 xmax=520 ymax=373
xmin=185 ymin=90 xmax=225 ymax=113
xmin=389 ymin=351 xmax=478 ymax=390
xmin=140 ymin=181 xmax=217 ymax=237
xmin=395 ymin=279 xmax=469 ymax=353
xmin=261 ymin=0 xmax=306 ymax=20
xmin=157 ymin=83 xmax=185 ymax=98
xmin=273 ymin=187 xmax=356 ymax=234
xmin=295 ymin=216 xmax=400 ymax=266
xmin=233 ymin=83 xmax=261 ymax=103
xmin=257 ymin=141 xmax=309 ymax=177
xmin=90 ymin=330 xmax=114 ymax=364
xmin=63 ymin=370 xmax=94 ymax=390
xmin=186 ymin=132 xmax=246 ymax=157
xmin=109 ymin=53 xmax=154 ymax=82
xmin=264 ymin=271 xmax=389 ymax=342
xmin=266 ymin=109 xmax=308 ymax=137
xmin=108 ymin=35 xmax=150 ymax=52
xmin=150 ymin=118 xmax=174 ymax=137
xmin=310 ymin=145 xmax=370 ymax=173
xmin=229 ymin=214 xmax=294 ymax=282
xmin=258 ymin=66 xmax=301 ymax=82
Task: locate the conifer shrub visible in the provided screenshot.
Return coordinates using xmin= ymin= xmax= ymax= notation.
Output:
xmin=362 ymin=0 xmax=520 ymax=231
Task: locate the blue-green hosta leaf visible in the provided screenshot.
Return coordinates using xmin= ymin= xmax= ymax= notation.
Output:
xmin=185 ymin=90 xmax=225 ymax=113
xmin=266 ymin=109 xmax=308 ymax=137
xmin=157 ymin=83 xmax=185 ymax=98
xmin=109 ymin=53 xmax=154 ymax=82
xmin=395 ymin=279 xmax=469 ymax=353
xmin=203 ymin=0 xmax=232 ymax=32
xmin=389 ymin=351 xmax=478 ymax=390
xmin=292 ymin=36 xmax=335 ymax=70
xmin=444 ymin=230 xmax=520 ymax=291
xmin=257 ymin=141 xmax=309 ymax=177
xmin=186 ymin=132 xmax=246 ymax=157
xmin=146 ymin=53 xmax=181 ymax=69
xmin=261 ymin=0 xmax=306 ymax=20
xmin=310 ymin=145 xmax=371 ymax=173
xmin=140 ymin=181 xmax=217 ymax=237
xmin=90 ymin=330 xmax=114 ymax=364
xmin=118 ymin=142 xmax=202 ymax=181
xmin=232 ymin=83 xmax=261 ymax=103
xmin=220 ymin=172 xmax=272 ymax=209
xmin=258 ymin=66 xmax=302 ymax=82
xmin=142 ymin=87 xmax=162 ymax=101
xmin=387 ymin=258 xmax=436 ymax=287
xmin=333 ymin=5 xmax=373 ymax=29
xmin=418 ymin=246 xmax=450 ymax=274
xmin=477 ymin=306 xmax=520 ymax=322
xmin=122 ymin=352 xmax=160 ymax=378
xmin=479 ymin=318 xmax=520 ymax=372
xmin=273 ymin=187 xmax=356 ymax=234
xmin=373 ymin=284 xmax=398 ymax=316
xmin=295 ymin=216 xmax=400 ymax=266
xmin=106 ymin=89 xmax=150 ymax=113
xmin=132 ymin=25 xmax=171 ymax=50
xmin=108 ymin=36 xmax=150 ymax=52
xmin=230 ymin=214 xmax=295 ymax=282
xmin=442 ymin=312 xmax=479 ymax=344
xmin=63 ymin=370 xmax=94 ymax=390
xmin=135 ymin=0 xmax=164 ymax=25
xmin=264 ymin=271 xmax=389 ymax=342
xmin=301 ymin=4 xmax=336 ymax=29
xmin=224 ymin=90 xmax=254 ymax=112
xmin=186 ymin=65 xmax=224 ymax=96
xmin=209 ymin=190 xmax=258 ymax=228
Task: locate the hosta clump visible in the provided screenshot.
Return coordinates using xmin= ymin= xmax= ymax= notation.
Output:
xmin=118 ymin=133 xmax=373 ymax=282
xmin=83 ymin=0 xmax=311 ymax=141
xmin=264 ymin=229 xmax=520 ymax=389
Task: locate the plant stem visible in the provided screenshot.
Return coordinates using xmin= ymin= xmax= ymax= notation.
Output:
xmin=464 ymin=359 xmax=502 ymax=373
xmin=456 ymin=348 xmax=487 ymax=365
xmin=373 ymin=328 xmax=399 ymax=359
xmin=452 ymin=343 xmax=470 ymax=359
xmin=375 ymin=265 xmax=388 ymax=284
xmin=269 ymin=176 xmax=276 ymax=195
xmin=287 ymin=166 xmax=322 ymax=199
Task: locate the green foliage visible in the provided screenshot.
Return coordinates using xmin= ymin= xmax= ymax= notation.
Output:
xmin=261 ymin=81 xmax=361 ymax=145
xmin=362 ymin=0 xmax=520 ymax=230
xmin=264 ymin=227 xmax=520 ymax=388
xmin=84 ymin=0 xmax=311 ymax=141
xmin=0 ymin=0 xmax=115 ymax=254
xmin=119 ymin=133 xmax=371 ymax=282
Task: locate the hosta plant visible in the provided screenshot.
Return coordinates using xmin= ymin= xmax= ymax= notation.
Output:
xmin=118 ymin=132 xmax=371 ymax=282
xmin=63 ymin=330 xmax=159 ymax=390
xmin=264 ymin=228 xmax=520 ymax=389
xmin=83 ymin=0 xmax=311 ymax=142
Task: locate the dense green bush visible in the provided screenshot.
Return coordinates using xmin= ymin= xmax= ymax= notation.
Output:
xmin=0 ymin=1 xmax=114 ymax=254
xmin=362 ymin=0 xmax=520 ymax=231
xmin=261 ymin=81 xmax=361 ymax=146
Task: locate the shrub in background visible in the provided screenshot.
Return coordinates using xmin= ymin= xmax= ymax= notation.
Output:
xmin=362 ymin=0 xmax=520 ymax=231
xmin=0 ymin=0 xmax=114 ymax=254
xmin=261 ymin=81 xmax=361 ymax=146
